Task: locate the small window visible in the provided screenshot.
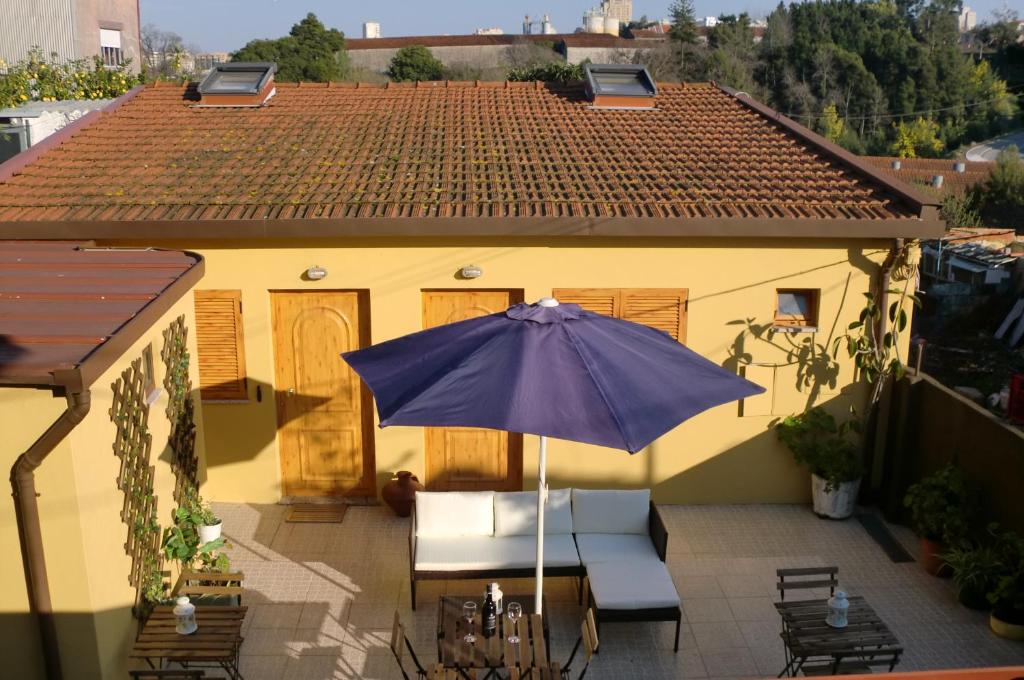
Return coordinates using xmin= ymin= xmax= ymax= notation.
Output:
xmin=552 ymin=288 xmax=688 ymax=342
xmin=774 ymin=289 xmax=819 ymax=330
xmin=198 ymin=62 xmax=276 ymax=95
xmin=194 ymin=290 xmax=248 ymax=401
xmin=583 ymin=64 xmax=657 ymax=107
xmin=142 ymin=344 xmax=159 ymax=400
xmin=100 ymin=28 xmax=123 ymax=67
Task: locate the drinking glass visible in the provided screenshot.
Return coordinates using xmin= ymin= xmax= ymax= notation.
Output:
xmin=506 ymin=601 xmax=523 ymax=644
xmin=462 ymin=601 xmax=477 ymax=644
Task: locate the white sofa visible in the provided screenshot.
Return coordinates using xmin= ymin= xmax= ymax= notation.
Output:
xmin=409 ymin=488 xmax=682 ymax=651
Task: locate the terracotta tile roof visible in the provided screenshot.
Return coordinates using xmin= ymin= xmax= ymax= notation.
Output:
xmin=0 ymin=241 xmax=203 ymax=387
xmin=863 ymin=156 xmax=992 ymax=196
xmin=0 ymin=81 xmax=936 ymax=234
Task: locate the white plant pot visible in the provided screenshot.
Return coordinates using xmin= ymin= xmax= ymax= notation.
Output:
xmin=811 ymin=474 xmax=861 ymax=519
xmin=198 ymin=522 xmax=222 ymax=545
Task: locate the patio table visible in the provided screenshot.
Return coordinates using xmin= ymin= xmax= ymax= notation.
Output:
xmin=130 ymin=604 xmax=246 ymax=680
xmin=775 ymin=595 xmax=902 ymax=677
xmin=438 ymin=594 xmax=550 ymax=677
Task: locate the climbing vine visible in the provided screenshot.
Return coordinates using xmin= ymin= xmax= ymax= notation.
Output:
xmin=110 ymin=356 xmax=162 ymax=614
xmin=162 ymin=316 xmax=198 ymax=505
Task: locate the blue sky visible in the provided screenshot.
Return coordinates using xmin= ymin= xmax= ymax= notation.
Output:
xmin=141 ymin=0 xmax=1010 ymax=53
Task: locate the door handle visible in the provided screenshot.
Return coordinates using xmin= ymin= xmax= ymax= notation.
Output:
xmin=287 ymin=388 xmax=295 ymax=396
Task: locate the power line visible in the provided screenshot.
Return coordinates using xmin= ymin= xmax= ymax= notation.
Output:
xmin=778 ymin=86 xmax=1024 ymax=123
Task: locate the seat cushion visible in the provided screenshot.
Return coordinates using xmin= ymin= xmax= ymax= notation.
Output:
xmin=415 ymin=534 xmax=581 ymax=571
xmin=571 ymin=489 xmax=649 ymax=534
xmin=587 ymin=560 xmax=680 ymax=610
xmin=574 ymin=533 xmax=660 ymax=566
xmin=415 ymin=491 xmax=494 ymax=538
xmin=494 ymin=489 xmax=573 ymax=536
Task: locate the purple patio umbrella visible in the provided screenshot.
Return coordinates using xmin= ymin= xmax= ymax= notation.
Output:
xmin=342 ymin=298 xmax=764 ymax=613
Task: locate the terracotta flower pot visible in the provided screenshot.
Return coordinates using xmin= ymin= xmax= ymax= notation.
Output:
xmin=382 ymin=471 xmax=423 ymax=517
xmin=919 ymin=537 xmax=950 ymax=577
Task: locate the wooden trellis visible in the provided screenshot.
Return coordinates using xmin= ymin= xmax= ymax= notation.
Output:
xmin=110 ymin=357 xmax=162 ymax=598
xmin=162 ymin=315 xmax=199 ymax=504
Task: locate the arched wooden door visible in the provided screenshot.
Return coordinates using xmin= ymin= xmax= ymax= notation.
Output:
xmin=271 ymin=291 xmax=375 ymax=498
xmin=422 ymin=289 xmax=524 ymax=491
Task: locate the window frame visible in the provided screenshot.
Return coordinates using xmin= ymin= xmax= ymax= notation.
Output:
xmin=194 ymin=289 xmax=249 ymax=402
xmin=773 ymin=288 xmax=820 ymax=331
xmin=552 ymin=287 xmax=688 ymax=343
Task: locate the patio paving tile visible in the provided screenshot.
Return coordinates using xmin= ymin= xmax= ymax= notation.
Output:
xmin=218 ymin=502 xmax=1024 ymax=679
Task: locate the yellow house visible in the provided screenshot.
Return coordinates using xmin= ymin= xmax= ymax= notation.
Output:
xmin=0 ymin=242 xmax=204 ymax=679
xmin=0 ymin=66 xmax=942 ymax=513
xmin=0 ymin=65 xmax=944 ymax=676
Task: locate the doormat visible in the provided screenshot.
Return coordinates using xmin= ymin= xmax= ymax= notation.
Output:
xmin=857 ymin=513 xmax=914 ymax=563
xmin=286 ymin=504 xmax=347 ymax=523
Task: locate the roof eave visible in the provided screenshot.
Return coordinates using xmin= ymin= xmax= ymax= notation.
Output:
xmin=0 ymin=216 xmax=945 ymax=241
xmin=0 ymin=250 xmax=205 ymax=391
xmin=716 ymin=84 xmax=943 ymax=223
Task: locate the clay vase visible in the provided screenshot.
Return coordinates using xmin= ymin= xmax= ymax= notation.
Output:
xmin=919 ymin=537 xmax=950 ymax=577
xmin=382 ymin=471 xmax=423 ymax=517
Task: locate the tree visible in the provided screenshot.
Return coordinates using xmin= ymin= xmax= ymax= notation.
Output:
xmin=668 ymin=0 xmax=699 ymax=77
xmin=890 ymin=117 xmax=943 ymax=157
xmin=978 ymin=146 xmax=1024 ymax=228
xmin=232 ymin=13 xmax=349 ymax=82
xmin=821 ymin=104 xmax=845 ymax=142
xmin=141 ymin=24 xmax=189 ymax=79
xmin=387 ymin=45 xmax=444 ymax=82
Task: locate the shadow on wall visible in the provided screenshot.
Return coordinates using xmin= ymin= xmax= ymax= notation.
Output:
xmin=0 ymin=606 xmax=136 ymax=680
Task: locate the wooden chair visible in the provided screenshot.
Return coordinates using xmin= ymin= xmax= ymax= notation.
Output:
xmin=776 ymin=566 xmax=838 ymax=602
xmin=171 ymin=570 xmax=245 ymax=605
xmin=390 ymin=610 xmax=428 ymax=680
xmin=776 ymin=567 xmax=839 ymax=677
xmin=560 ymin=608 xmax=598 ymax=680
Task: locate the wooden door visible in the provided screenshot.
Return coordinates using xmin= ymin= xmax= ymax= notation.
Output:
xmin=422 ymin=290 xmax=524 ymax=491
xmin=271 ymin=291 xmax=375 ymax=498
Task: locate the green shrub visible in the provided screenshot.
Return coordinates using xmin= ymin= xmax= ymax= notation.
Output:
xmin=0 ymin=48 xmax=139 ymax=109
xmin=902 ymin=465 xmax=977 ymax=543
xmin=775 ymin=407 xmax=864 ymax=491
xmin=506 ymin=62 xmax=585 ymax=83
xmin=387 ymin=45 xmax=444 ymax=82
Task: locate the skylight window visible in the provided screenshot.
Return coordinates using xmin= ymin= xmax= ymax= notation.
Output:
xmin=583 ymin=64 xmax=657 ymax=108
xmin=196 ymin=62 xmax=277 ymax=107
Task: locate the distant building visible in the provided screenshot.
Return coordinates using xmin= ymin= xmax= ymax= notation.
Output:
xmin=523 ymin=14 xmax=557 ymax=35
xmin=702 ymin=17 xmax=719 ymax=28
xmin=602 ymin=0 xmax=633 ymax=23
xmin=363 ymin=21 xmax=381 ymax=39
xmin=0 ymin=0 xmax=141 ymax=73
xmin=959 ymin=6 xmax=977 ymax=32
xmin=474 ymin=27 xmax=504 ymax=35
xmin=193 ymin=52 xmax=229 ymax=72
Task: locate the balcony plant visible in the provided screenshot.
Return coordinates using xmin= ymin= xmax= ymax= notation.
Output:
xmin=941 ymin=542 xmax=1002 ymax=610
xmin=903 ymin=465 xmax=976 ymax=576
xmin=162 ymin=487 xmax=226 ymax=569
xmin=988 ymin=525 xmax=1024 ymax=639
xmin=197 ymin=499 xmax=222 ymax=545
xmin=776 ymin=407 xmax=864 ymax=519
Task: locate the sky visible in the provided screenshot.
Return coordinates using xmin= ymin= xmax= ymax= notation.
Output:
xmin=140 ymin=0 xmax=1016 ymax=54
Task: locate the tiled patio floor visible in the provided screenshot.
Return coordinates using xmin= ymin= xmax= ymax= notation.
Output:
xmin=216 ymin=502 xmax=1024 ymax=679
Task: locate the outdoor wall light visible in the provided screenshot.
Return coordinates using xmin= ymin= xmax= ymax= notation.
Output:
xmin=305 ymin=265 xmax=328 ymax=281
xmin=460 ymin=265 xmax=483 ymax=279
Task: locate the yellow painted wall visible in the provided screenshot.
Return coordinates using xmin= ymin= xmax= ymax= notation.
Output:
xmin=107 ymin=237 xmax=904 ymax=506
xmin=0 ymin=293 xmax=204 ymax=680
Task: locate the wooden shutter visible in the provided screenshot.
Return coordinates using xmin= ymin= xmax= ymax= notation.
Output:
xmin=194 ymin=290 xmax=247 ymax=401
xmin=553 ymin=288 xmax=688 ymax=342
xmin=621 ymin=289 xmax=688 ymax=342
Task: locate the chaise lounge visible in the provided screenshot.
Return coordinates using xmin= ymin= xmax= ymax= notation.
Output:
xmin=409 ymin=488 xmax=682 ymax=651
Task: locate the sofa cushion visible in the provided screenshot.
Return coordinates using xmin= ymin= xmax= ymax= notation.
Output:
xmin=415 ymin=534 xmax=581 ymax=571
xmin=415 ymin=491 xmax=494 ymax=538
xmin=574 ymin=533 xmax=660 ymax=566
xmin=494 ymin=489 xmax=573 ymax=537
xmin=571 ymin=489 xmax=650 ymax=534
xmin=587 ymin=560 xmax=680 ymax=610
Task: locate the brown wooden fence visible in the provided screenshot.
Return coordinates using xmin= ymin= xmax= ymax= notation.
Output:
xmin=879 ymin=372 xmax=1024 ymax=534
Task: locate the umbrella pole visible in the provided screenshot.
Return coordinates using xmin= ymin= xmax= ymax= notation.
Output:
xmin=534 ymin=435 xmax=547 ymax=616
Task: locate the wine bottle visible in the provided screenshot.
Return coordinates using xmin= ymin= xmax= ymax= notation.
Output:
xmin=482 ymin=583 xmax=497 ymax=638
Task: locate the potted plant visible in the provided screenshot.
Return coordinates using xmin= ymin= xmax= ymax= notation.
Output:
xmin=197 ymin=499 xmax=222 ymax=545
xmin=941 ymin=542 xmax=1002 ymax=610
xmin=988 ymin=525 xmax=1024 ymax=640
xmin=902 ymin=465 xmax=976 ymax=576
xmin=776 ymin=407 xmax=864 ymax=519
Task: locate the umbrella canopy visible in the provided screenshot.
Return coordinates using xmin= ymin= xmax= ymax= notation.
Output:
xmin=342 ymin=299 xmax=764 ymax=615
xmin=343 ymin=301 xmax=764 ymax=453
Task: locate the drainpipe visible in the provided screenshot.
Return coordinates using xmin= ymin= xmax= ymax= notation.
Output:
xmin=10 ymin=389 xmax=91 ymax=680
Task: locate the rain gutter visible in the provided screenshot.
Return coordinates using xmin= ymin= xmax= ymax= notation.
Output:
xmin=10 ymin=389 xmax=91 ymax=680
